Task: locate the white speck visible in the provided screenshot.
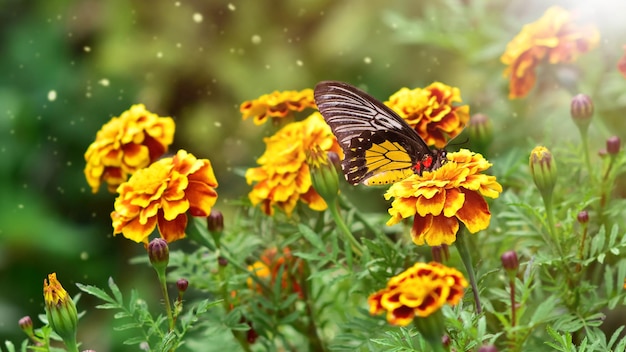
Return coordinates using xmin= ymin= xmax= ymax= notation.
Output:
xmin=80 ymin=252 xmax=89 ymax=260
xmin=98 ymin=79 xmax=110 ymax=86
xmin=251 ymin=35 xmax=262 ymax=44
xmin=176 ymin=43 xmax=182 ymax=48
xmin=83 ymin=46 xmax=91 ymax=52
xmin=193 ymin=13 xmax=203 ymax=23
xmin=227 ymin=3 xmax=236 ymax=11
xmin=296 ymin=60 xmax=303 ymax=66
xmin=363 ymin=57 xmax=372 ymax=64
xmin=156 ymin=52 xmax=163 ymax=58
xmin=17 ymin=204 xmax=24 ymax=209
xmin=265 ymin=64 xmax=271 ymax=69
xmin=47 ymin=90 xmax=57 ymax=101
xmin=174 ymin=1 xmax=180 ymax=6
xmin=214 ymin=121 xmax=222 ymax=127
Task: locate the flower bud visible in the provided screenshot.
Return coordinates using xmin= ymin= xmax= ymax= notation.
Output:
xmin=18 ymin=316 xmax=34 ymax=336
xmin=570 ymin=94 xmax=594 ymax=132
xmin=468 ymin=113 xmax=493 ymax=151
xmin=501 ymin=251 xmax=519 ymax=280
xmin=577 ymin=210 xmax=589 ymax=224
xmin=43 ymin=273 xmax=78 ymax=348
xmin=148 ymin=238 xmax=169 ymax=272
xmin=529 ymin=146 xmax=557 ymax=201
xmin=478 ymin=345 xmax=499 ymax=352
xmin=306 ymin=145 xmax=339 ymax=204
xmin=177 ymin=278 xmax=189 ymax=293
xmin=327 ymin=151 xmax=342 ymax=175
xmin=607 ymin=136 xmax=621 ymax=155
xmin=207 ymin=209 xmax=224 ymax=234
xmin=218 ymin=256 xmax=228 ymax=267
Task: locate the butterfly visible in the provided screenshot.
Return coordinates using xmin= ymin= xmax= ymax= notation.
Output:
xmin=313 ymin=81 xmax=447 ymax=186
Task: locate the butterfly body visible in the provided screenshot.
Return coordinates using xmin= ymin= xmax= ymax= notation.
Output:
xmin=314 ymin=81 xmax=447 ymax=185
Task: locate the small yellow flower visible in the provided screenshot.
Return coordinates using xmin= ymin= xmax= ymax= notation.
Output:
xmin=385 ymin=149 xmax=502 ymax=246
xmin=111 ymin=150 xmax=218 ymax=243
xmin=240 ymin=89 xmax=316 ymax=125
xmin=246 ymin=113 xmax=342 ymax=216
xmin=44 ymin=273 xmax=78 ymax=345
xmin=368 ymin=262 xmax=468 ymax=326
xmin=385 ymin=82 xmax=469 ymax=149
xmin=84 ymin=104 xmax=175 ymax=193
xmin=501 ymin=6 xmax=600 ymax=99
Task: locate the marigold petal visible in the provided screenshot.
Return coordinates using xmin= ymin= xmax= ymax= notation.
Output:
xmin=455 ymin=190 xmax=491 ymax=233
xmin=118 ymin=213 xmax=157 ymax=243
xmin=412 ymin=214 xmax=459 ymax=246
xmin=157 ymin=211 xmax=187 ymax=242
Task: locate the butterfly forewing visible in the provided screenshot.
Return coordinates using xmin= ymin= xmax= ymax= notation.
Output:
xmin=314 ymin=81 xmax=440 ymax=185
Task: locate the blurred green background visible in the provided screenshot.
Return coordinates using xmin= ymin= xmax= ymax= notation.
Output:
xmin=2 ymin=0 xmax=626 ymax=350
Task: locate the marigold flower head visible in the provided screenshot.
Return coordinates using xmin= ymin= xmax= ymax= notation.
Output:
xmin=501 ymin=6 xmax=600 ymax=99
xmin=240 ymin=89 xmax=316 ymax=125
xmin=43 ymin=273 xmax=78 ymax=344
xmin=84 ymin=104 xmax=175 ymax=193
xmin=111 ymin=150 xmax=218 ymax=243
xmin=368 ymin=262 xmax=468 ymax=326
xmin=246 ymin=113 xmax=342 ymax=216
xmin=385 ymin=82 xmax=470 ymax=149
xmin=385 ymin=149 xmax=502 ymax=246
xmin=247 ymin=247 xmax=305 ymax=298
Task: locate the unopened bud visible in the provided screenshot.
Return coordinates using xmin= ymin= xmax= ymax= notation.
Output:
xmin=570 ymin=94 xmax=594 ymax=132
xmin=207 ymin=209 xmax=224 ymax=234
xmin=468 ymin=113 xmax=493 ymax=152
xmin=148 ymin=238 xmax=169 ymax=271
xmin=43 ymin=273 xmax=78 ymax=347
xmin=478 ymin=345 xmax=499 ymax=352
xmin=307 ymin=146 xmax=339 ymax=203
xmin=18 ymin=316 xmax=33 ymax=336
xmin=177 ymin=279 xmax=189 ymax=293
xmin=607 ymin=136 xmax=621 ymax=155
xmin=501 ymin=251 xmax=519 ymax=280
xmin=577 ymin=210 xmax=589 ymax=224
xmin=529 ymin=146 xmax=557 ymax=201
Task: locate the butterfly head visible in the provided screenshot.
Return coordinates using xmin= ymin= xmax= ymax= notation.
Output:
xmin=411 ymin=149 xmax=447 ymax=176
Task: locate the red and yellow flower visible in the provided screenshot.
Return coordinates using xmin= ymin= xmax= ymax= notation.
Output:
xmin=111 ymin=150 xmax=218 ymax=243
xmin=368 ymin=262 xmax=467 ymax=326
xmin=385 ymin=82 xmax=469 ymax=149
xmin=247 ymin=247 xmax=305 ymax=298
xmin=245 ymin=113 xmax=342 ymax=216
xmin=501 ymin=6 xmax=600 ymax=99
xmin=240 ymin=89 xmax=316 ymax=125
xmin=44 ymin=273 xmax=78 ymax=345
xmin=84 ymin=104 xmax=175 ymax=193
xmin=385 ymin=149 xmax=502 ymax=246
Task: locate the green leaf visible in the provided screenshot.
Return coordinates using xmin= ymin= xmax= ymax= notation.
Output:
xmin=298 ymin=223 xmax=326 ymax=253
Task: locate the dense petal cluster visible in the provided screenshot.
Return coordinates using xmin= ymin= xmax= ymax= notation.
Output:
xmin=111 ymin=150 xmax=218 ymax=243
xmin=245 ymin=113 xmax=342 ymax=216
xmin=385 ymin=82 xmax=469 ymax=148
xmin=385 ymin=149 xmax=502 ymax=246
xmin=84 ymin=104 xmax=175 ymax=193
xmin=368 ymin=262 xmax=468 ymax=326
xmin=501 ymin=6 xmax=600 ymax=99
xmin=247 ymin=247 xmax=305 ymax=298
xmin=240 ymin=89 xmax=316 ymax=125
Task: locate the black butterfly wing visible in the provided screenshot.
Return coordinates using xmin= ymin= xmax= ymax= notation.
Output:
xmin=314 ymin=81 xmax=434 ymax=185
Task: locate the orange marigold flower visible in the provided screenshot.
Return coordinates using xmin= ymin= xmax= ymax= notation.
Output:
xmin=247 ymin=247 xmax=305 ymax=298
xmin=111 ymin=150 xmax=218 ymax=243
xmin=501 ymin=6 xmax=600 ymax=99
xmin=385 ymin=149 xmax=502 ymax=246
xmin=84 ymin=104 xmax=175 ymax=193
xmin=385 ymin=82 xmax=470 ymax=149
xmin=240 ymin=89 xmax=316 ymax=125
xmin=246 ymin=113 xmax=342 ymax=216
xmin=368 ymin=262 xmax=468 ymax=326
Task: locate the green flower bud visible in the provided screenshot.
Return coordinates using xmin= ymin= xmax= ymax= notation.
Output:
xmin=18 ymin=316 xmax=34 ymax=337
xmin=43 ymin=273 xmax=78 ymax=349
xmin=468 ymin=113 xmax=493 ymax=153
xmin=529 ymin=146 xmax=557 ymax=202
xmin=306 ymin=145 xmax=339 ymax=204
xmin=148 ymin=238 xmax=169 ymax=273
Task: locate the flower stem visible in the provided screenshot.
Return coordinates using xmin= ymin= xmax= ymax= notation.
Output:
xmin=580 ymin=132 xmax=593 ymax=181
xmin=413 ymin=310 xmax=446 ymax=352
xmin=155 ymin=269 xmax=175 ymax=331
xmin=63 ymin=337 xmax=79 ymax=352
xmin=455 ymin=229 xmax=482 ymax=314
xmin=328 ymin=199 xmax=363 ymax=257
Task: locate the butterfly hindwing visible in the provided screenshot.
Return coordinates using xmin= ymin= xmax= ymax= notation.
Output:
xmin=314 ymin=81 xmax=441 ymax=185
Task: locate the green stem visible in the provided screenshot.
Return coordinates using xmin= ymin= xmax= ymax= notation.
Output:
xmin=455 ymin=229 xmax=482 ymax=314
xmin=413 ymin=310 xmax=446 ymax=352
xmin=328 ymin=199 xmax=363 ymax=257
xmin=580 ymin=132 xmax=593 ymax=181
xmin=156 ymin=270 xmax=175 ymax=332
xmin=63 ymin=337 xmax=79 ymax=352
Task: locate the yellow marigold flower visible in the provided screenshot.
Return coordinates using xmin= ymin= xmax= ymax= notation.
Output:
xmin=43 ymin=273 xmax=78 ymax=346
xmin=247 ymin=247 xmax=304 ymax=298
xmin=240 ymin=89 xmax=316 ymax=125
xmin=501 ymin=6 xmax=600 ymax=99
xmin=111 ymin=150 xmax=218 ymax=243
xmin=245 ymin=113 xmax=342 ymax=216
xmin=84 ymin=104 xmax=175 ymax=193
xmin=385 ymin=149 xmax=502 ymax=246
xmin=368 ymin=262 xmax=468 ymax=326
xmin=385 ymin=82 xmax=469 ymax=149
